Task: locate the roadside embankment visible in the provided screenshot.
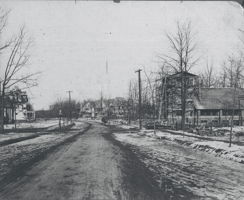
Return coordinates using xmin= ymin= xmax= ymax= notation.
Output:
xmin=113 ymin=122 xmax=244 ymax=164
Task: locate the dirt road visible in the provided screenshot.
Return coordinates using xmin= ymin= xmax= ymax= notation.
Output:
xmin=2 ymin=120 xmax=240 ymax=200
xmin=0 ymin=121 xmax=164 ymax=200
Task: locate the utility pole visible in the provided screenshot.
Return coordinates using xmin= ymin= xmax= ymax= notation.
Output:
xmin=0 ymin=81 xmax=3 ymax=134
xmin=67 ymin=90 xmax=72 ymax=123
xmin=135 ymin=69 xmax=142 ymax=129
xmin=238 ymin=95 xmax=244 ymax=126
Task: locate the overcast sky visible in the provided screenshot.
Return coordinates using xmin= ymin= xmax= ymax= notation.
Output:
xmin=1 ymin=1 xmax=244 ymax=110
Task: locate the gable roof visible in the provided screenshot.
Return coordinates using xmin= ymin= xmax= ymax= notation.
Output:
xmin=193 ymin=88 xmax=244 ymax=110
xmin=169 ymin=71 xmax=198 ymax=78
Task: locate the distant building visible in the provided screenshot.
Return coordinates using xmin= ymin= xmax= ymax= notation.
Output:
xmin=80 ymin=101 xmax=96 ymax=118
xmin=106 ymin=97 xmax=127 ymax=118
xmin=80 ymin=97 xmax=128 ymax=119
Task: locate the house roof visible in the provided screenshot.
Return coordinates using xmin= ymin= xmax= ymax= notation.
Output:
xmin=169 ymin=71 xmax=198 ymax=78
xmin=193 ymin=88 xmax=244 ymax=110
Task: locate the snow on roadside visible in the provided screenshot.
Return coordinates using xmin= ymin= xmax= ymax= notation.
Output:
xmin=0 ymin=121 xmax=89 ymax=181
xmin=118 ymin=124 xmax=138 ymax=130
xmin=112 ymin=123 xmax=138 ymax=130
xmin=0 ymin=119 xmax=83 ymax=145
xmin=213 ymin=126 xmax=244 ymax=133
xmin=15 ymin=134 xmax=59 ymax=146
xmin=148 ymin=130 xmax=244 ymax=163
xmin=191 ymin=141 xmax=244 ymax=163
xmin=107 ymin=119 xmax=139 ymax=129
xmin=112 ymin=131 xmax=244 ymax=200
xmin=0 ymin=132 xmax=36 ymax=144
xmin=114 ymin=132 xmax=157 ymax=147
xmin=0 ymin=119 xmax=58 ymax=144
xmin=114 ymin=126 xmax=244 ymax=164
xmin=142 ymin=130 xmax=198 ymax=142
xmin=4 ymin=119 xmax=58 ymax=129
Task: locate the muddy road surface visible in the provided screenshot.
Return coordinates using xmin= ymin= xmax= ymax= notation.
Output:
xmin=1 ymin=120 xmax=238 ymax=200
xmin=0 ymin=121 xmax=165 ymax=200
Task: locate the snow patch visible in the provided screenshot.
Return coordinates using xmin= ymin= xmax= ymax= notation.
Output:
xmin=190 ymin=141 xmax=244 ymax=163
xmin=114 ymin=126 xmax=244 ymax=164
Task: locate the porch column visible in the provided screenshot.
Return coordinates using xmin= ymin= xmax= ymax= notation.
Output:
xmin=197 ymin=110 xmax=200 ymax=126
xmin=193 ymin=109 xmax=196 ymax=127
xmin=241 ymin=110 xmax=243 ymax=126
xmin=219 ymin=110 xmax=222 ymax=125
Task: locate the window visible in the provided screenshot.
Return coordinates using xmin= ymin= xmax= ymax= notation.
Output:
xmin=223 ymin=110 xmax=240 ymax=116
xmin=176 ymin=110 xmax=182 ymax=116
xmin=212 ymin=110 xmax=219 ymax=116
xmin=235 ymin=110 xmax=240 ymax=115
xmin=222 ymin=120 xmax=229 ymax=126
xmin=188 ymin=78 xmax=194 ymax=86
xmin=200 ymin=110 xmax=211 ymax=116
xmin=201 ymin=110 xmax=219 ymax=116
xmin=212 ymin=120 xmax=218 ymax=126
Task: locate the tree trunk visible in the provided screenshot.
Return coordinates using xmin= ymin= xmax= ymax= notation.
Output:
xmin=181 ymin=99 xmax=186 ymax=130
xmin=0 ymin=88 xmax=5 ymax=134
xmin=181 ymin=72 xmax=186 ymax=130
xmin=14 ymin=106 xmax=17 ymax=130
xmin=12 ymin=106 xmax=15 ymax=124
xmin=229 ymin=87 xmax=237 ymax=147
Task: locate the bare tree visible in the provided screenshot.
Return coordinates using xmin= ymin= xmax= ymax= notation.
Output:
xmin=200 ymin=60 xmax=217 ymax=88
xmin=128 ymin=79 xmax=138 ymax=121
xmin=157 ymin=64 xmax=169 ymax=121
xmin=161 ymin=21 xmax=199 ymax=130
xmin=0 ymin=9 xmax=39 ymax=133
xmin=217 ymin=62 xmax=228 ymax=88
xmin=223 ymin=54 xmax=244 ymax=146
xmin=0 ymin=9 xmax=11 ymax=52
xmin=222 ymin=55 xmax=244 ymax=88
xmin=143 ymin=68 xmax=158 ymax=134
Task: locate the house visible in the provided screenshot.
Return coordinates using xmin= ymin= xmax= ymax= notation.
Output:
xmin=2 ymin=89 xmax=32 ymax=124
xmin=80 ymin=101 xmax=96 ymax=118
xmin=162 ymin=72 xmax=244 ymax=127
xmin=163 ymin=71 xmax=199 ymax=124
xmin=80 ymin=97 xmax=128 ymax=119
xmin=192 ymin=88 xmax=244 ymax=126
xmin=16 ymin=103 xmax=35 ymax=122
xmin=106 ymin=97 xmax=127 ymax=118
xmin=167 ymin=71 xmax=198 ymax=89
xmin=4 ymin=101 xmax=15 ymax=124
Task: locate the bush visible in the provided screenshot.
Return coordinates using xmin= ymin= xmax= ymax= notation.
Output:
xmin=101 ymin=117 xmax=108 ymax=124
